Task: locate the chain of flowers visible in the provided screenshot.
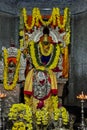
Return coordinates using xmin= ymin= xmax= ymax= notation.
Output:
xmin=39 ymin=41 xmax=53 ymax=56
xmin=3 ymin=48 xmax=21 ymax=90
xmin=19 ymin=30 xmax=24 ymax=48
xmin=22 ymin=7 xmax=70 ymax=30
xmin=60 ymin=107 xmax=69 ymax=125
xmin=53 ymin=107 xmax=69 ymax=125
xmin=8 ymin=103 xmax=33 ymax=130
xmin=51 ymin=95 xmax=69 ymax=125
xmin=48 ymin=44 xmax=60 ymax=69
xmin=19 ymin=7 xmax=70 ymax=49
xmin=35 ymin=107 xmax=49 ymax=125
xmin=12 ymin=122 xmax=26 ymax=130
xmin=29 ymin=41 xmax=60 ymax=71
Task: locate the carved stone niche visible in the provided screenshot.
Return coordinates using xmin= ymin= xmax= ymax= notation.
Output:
xmin=58 ymin=78 xmax=68 ymax=97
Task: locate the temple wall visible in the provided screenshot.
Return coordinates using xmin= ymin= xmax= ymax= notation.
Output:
xmin=0 ymin=14 xmax=19 ymax=52
xmin=66 ymin=11 xmax=87 ymax=107
xmin=0 ymin=0 xmax=87 ymax=15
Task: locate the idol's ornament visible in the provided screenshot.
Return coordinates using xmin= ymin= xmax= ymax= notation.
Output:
xmin=18 ymin=7 xmax=71 ymax=129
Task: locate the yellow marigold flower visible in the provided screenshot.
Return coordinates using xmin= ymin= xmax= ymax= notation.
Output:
xmin=19 ymin=30 xmax=24 ymax=36
xmin=19 ymin=114 xmax=23 ymax=118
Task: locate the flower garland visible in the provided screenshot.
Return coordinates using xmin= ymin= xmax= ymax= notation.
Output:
xmin=19 ymin=7 xmax=70 ymax=49
xmin=3 ymin=48 xmax=21 ymax=90
xmin=12 ymin=122 xmax=26 ymax=130
xmin=35 ymin=107 xmax=49 ymax=125
xmin=19 ymin=30 xmax=24 ymax=48
xmin=29 ymin=40 xmax=60 ymax=71
xmin=8 ymin=103 xmax=33 ymax=130
xmin=23 ymin=8 xmax=36 ymax=30
xmin=39 ymin=41 xmax=53 ymax=56
xmin=51 ymin=96 xmax=69 ymax=125
xmin=38 ymin=8 xmax=53 ymax=26
xmin=22 ymin=7 xmax=70 ymax=30
xmin=57 ymin=8 xmax=69 ymax=29
xmin=52 ymin=95 xmax=58 ymax=109
xmin=53 ymin=106 xmax=69 ymax=125
xmin=64 ymin=31 xmax=71 ymax=45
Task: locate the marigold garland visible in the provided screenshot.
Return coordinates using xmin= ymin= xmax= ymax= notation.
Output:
xmin=8 ymin=103 xmax=33 ymax=130
xmin=19 ymin=7 xmax=70 ymax=49
xmin=29 ymin=40 xmax=60 ymax=71
xmin=51 ymin=95 xmax=69 ymax=125
xmin=12 ymin=122 xmax=26 ymax=130
xmin=3 ymin=48 xmax=21 ymax=90
xmin=39 ymin=41 xmax=53 ymax=56
xmin=35 ymin=96 xmax=68 ymax=126
xmin=35 ymin=107 xmax=49 ymax=125
xmin=53 ymin=106 xmax=69 ymax=125
xmin=22 ymin=7 xmax=70 ymax=30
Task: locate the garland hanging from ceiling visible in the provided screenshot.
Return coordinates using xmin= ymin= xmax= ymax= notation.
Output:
xmin=19 ymin=7 xmax=70 ymax=49
xmin=22 ymin=7 xmax=70 ymax=30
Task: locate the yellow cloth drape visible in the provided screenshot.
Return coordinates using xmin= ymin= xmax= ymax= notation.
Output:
xmin=24 ymin=68 xmax=34 ymax=93
xmin=24 ymin=68 xmax=58 ymax=94
xmin=48 ymin=69 xmax=58 ymax=90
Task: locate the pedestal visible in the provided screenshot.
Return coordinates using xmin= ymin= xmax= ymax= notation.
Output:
xmin=58 ymin=78 xmax=68 ymax=97
xmin=0 ymin=84 xmax=20 ymax=115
